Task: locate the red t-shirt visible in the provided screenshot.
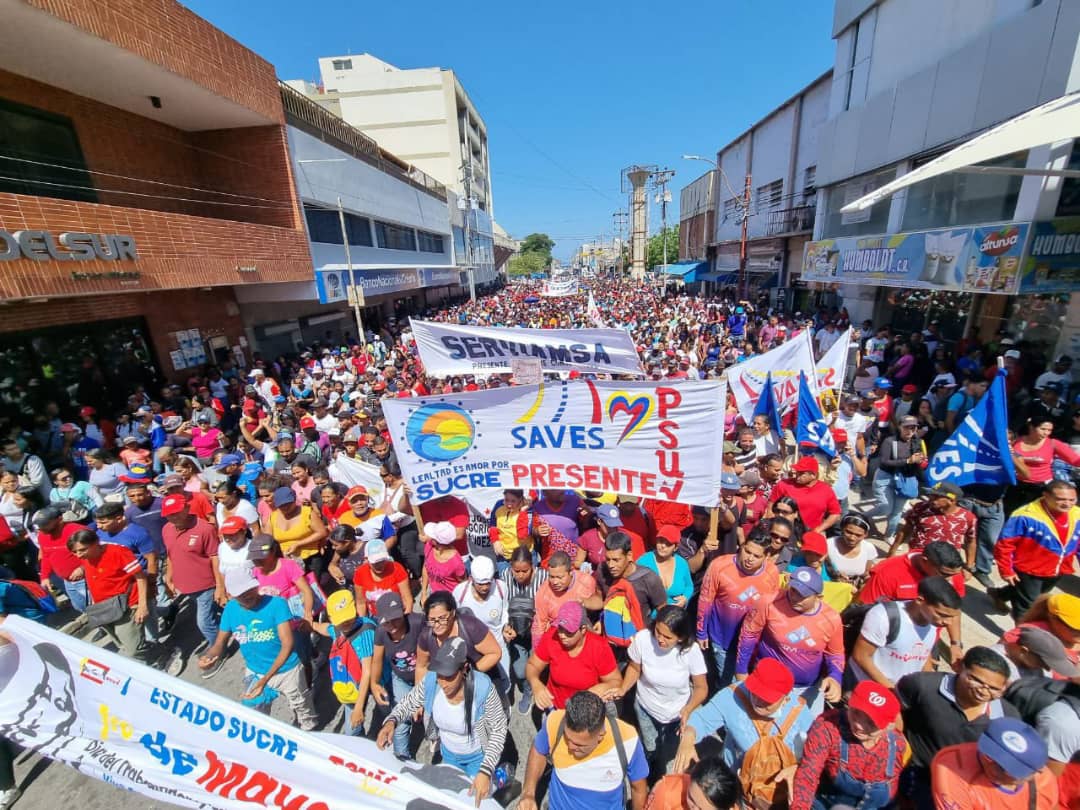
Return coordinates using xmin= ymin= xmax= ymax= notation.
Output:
xmin=185 ymin=491 xmax=215 ymax=523
xmin=619 ymin=507 xmax=655 ymax=550
xmin=321 ymin=500 xmax=351 ymax=530
xmin=419 ymin=496 xmax=470 ymax=555
xmin=162 ymin=517 xmax=218 ymax=594
xmin=353 ymin=561 xmax=409 ymax=616
xmin=534 ymin=627 xmax=617 ymax=709
xmin=37 ymin=522 xmax=88 ymax=581
xmin=769 ymin=480 xmax=841 ymax=531
xmin=858 ymin=551 xmax=966 ymax=603
xmin=82 ymin=544 xmax=142 ymax=607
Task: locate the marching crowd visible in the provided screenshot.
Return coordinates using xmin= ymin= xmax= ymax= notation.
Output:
xmin=1 ymin=277 xmax=1079 ymax=810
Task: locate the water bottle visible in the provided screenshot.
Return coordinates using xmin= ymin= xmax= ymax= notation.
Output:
xmin=491 ymin=763 xmax=511 ymax=792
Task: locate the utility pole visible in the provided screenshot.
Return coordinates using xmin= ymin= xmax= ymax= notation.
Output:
xmin=652 ymin=169 xmax=675 ymax=293
xmin=739 ymin=173 xmax=751 ymax=300
xmin=337 ymin=196 xmax=365 ymax=343
xmin=460 ymin=160 xmax=477 ymax=301
xmin=612 ymin=210 xmax=628 ymax=277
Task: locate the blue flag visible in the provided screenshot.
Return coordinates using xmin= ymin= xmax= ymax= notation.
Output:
xmin=796 ymin=371 xmax=836 ymax=457
xmin=926 ymin=369 xmax=1016 ymax=487
xmin=752 ymin=371 xmax=783 ymax=437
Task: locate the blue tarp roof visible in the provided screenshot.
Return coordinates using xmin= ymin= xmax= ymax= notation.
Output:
xmin=655 ymin=261 xmax=707 ymax=282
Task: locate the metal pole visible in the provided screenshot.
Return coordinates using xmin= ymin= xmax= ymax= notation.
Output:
xmin=739 ymin=173 xmax=751 ymax=300
xmin=337 ymin=196 xmax=364 ymax=343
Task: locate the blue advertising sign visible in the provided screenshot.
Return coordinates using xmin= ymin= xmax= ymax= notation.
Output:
xmin=420 ymin=267 xmax=461 ymax=287
xmin=1020 ymin=218 xmax=1080 ymax=293
xmin=316 ymin=269 xmax=421 ymax=304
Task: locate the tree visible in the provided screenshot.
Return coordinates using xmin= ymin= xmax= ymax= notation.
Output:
xmin=519 ymin=232 xmax=555 ymax=266
xmin=506 ymin=251 xmax=546 ymax=277
xmin=646 ymin=226 xmax=680 ymax=271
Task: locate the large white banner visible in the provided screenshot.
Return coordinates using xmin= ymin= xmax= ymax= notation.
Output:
xmin=816 ymin=327 xmax=852 ymax=391
xmin=541 ymin=278 xmax=577 ymax=297
xmin=727 ymin=330 xmax=816 ymax=423
xmin=382 ymin=379 xmax=725 ymax=507
xmin=409 ymin=319 xmax=645 ymax=376
xmin=0 ymin=616 xmax=494 ymax=810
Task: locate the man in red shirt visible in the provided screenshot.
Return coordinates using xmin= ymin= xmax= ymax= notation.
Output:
xmin=768 ymin=457 xmax=842 ymax=534
xmin=68 ymin=528 xmax=182 ymax=673
xmin=33 ymin=506 xmax=89 ymax=612
xmin=161 ymin=493 xmax=225 ymax=675
xmin=418 ymin=495 xmax=470 ymax=556
xmin=888 ymin=482 xmax=977 ymax=564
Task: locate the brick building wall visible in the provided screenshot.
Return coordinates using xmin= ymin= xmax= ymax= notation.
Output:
xmin=24 ymin=0 xmax=284 ymax=124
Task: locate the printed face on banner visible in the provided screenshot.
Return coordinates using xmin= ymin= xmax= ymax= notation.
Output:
xmin=384 ymin=379 xmax=725 ymax=507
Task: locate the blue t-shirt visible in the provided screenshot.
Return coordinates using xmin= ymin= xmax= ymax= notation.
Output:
xmin=0 ymin=581 xmax=46 ymax=622
xmin=98 ymin=524 xmax=156 ymax=570
xmin=220 ymin=595 xmax=300 ymax=676
xmin=126 ymin=499 xmax=166 ymax=554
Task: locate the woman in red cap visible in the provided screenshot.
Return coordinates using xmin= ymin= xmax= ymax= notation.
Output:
xmin=790 ymin=680 xmax=906 ymax=810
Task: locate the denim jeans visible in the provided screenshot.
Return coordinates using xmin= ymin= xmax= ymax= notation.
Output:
xmin=391 ymin=672 xmax=414 ymax=757
xmin=508 ymin=636 xmax=531 ymax=689
xmin=191 ymin=587 xmax=221 ymax=647
xmin=871 ymin=471 xmax=909 ymax=538
xmin=960 ymin=498 xmax=1004 ymax=575
xmin=633 ymin=697 xmax=680 ymax=773
xmin=710 ymin=638 xmax=737 ymax=690
xmin=52 ymin=574 xmax=88 ymax=613
xmin=440 ymin=745 xmax=485 ymax=778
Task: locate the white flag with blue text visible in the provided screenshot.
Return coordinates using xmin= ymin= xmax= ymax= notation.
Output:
xmin=926 ymin=370 xmax=1016 ymax=487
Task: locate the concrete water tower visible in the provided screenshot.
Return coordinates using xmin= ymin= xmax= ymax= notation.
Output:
xmin=622 ymin=165 xmax=656 ymax=281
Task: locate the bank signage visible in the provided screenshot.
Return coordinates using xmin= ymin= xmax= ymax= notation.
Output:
xmin=1019 ymin=218 xmax=1080 ymax=293
xmin=420 ymin=267 xmax=460 ymax=287
xmin=0 ymin=230 xmax=138 ymax=262
xmin=315 ymin=268 xmax=420 ymax=304
xmin=802 ymin=221 xmax=1029 ymax=294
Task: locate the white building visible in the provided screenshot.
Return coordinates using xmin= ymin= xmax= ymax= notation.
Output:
xmin=808 ymin=0 xmax=1080 ymax=360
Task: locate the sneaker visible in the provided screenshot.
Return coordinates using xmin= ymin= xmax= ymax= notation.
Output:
xmin=517 ymin=689 xmax=532 ymax=714
xmin=973 ymin=570 xmax=995 ymax=589
xmin=0 ymin=787 xmax=22 ymax=810
xmin=157 ymin=646 xmax=185 ymax=678
xmin=200 ymin=651 xmax=227 ymax=680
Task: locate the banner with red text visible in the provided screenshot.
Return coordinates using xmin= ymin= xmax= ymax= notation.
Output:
xmin=816 ymin=327 xmax=852 ymax=391
xmin=382 ymin=379 xmax=726 ymax=507
xmin=0 ymin=616 xmax=492 ymax=810
xmin=727 ymin=330 xmax=816 ymax=423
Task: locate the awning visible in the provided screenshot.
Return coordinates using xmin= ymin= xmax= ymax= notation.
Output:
xmin=842 ymin=91 xmax=1080 ymax=213
xmin=698 ymin=271 xmax=738 ymax=285
xmin=656 ymin=260 xmax=707 ymax=282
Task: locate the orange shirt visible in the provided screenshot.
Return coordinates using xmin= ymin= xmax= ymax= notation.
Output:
xmin=645 ymin=773 xmax=690 ymax=810
xmin=531 ymin=571 xmax=597 ymax=642
xmin=931 ymin=743 xmax=1058 ymax=810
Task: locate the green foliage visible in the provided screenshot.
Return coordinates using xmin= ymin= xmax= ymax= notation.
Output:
xmin=506 ymin=251 xmax=547 ymax=277
xmin=647 ymin=227 xmax=680 ymax=270
xmin=520 ymin=233 xmax=555 ymax=262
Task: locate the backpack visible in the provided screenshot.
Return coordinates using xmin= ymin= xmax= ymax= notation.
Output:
xmin=736 ymin=689 xmax=805 ymax=810
xmin=9 ymin=579 xmax=59 ymax=614
xmin=550 ymin=704 xmax=631 ymax=804
xmin=328 ymin=623 xmax=372 ymax=704
xmin=1005 ymin=675 xmax=1080 ymax=725
xmin=841 ymin=598 xmax=901 ymax=655
xmin=601 ymin=577 xmax=646 ymax=648
xmin=507 ymin=592 xmax=536 ymax=643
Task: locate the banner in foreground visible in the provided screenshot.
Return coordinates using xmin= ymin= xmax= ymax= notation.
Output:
xmin=0 ymin=616 xmax=492 ymax=810
xmin=409 ymin=319 xmax=645 ymax=376
xmin=382 ymin=379 xmax=725 ymax=507
xmin=727 ymin=330 xmax=816 ymax=424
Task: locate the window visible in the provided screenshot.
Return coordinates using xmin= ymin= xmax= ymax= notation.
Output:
xmin=417 ymin=230 xmax=445 ymax=253
xmin=1055 ymin=142 xmax=1080 ymax=217
xmin=839 ymin=12 xmax=874 ymax=112
xmin=331 ymin=59 xmax=353 ymax=71
xmin=803 ymin=166 xmax=817 ymax=202
xmin=756 ymin=180 xmax=783 ymax=212
xmin=0 ymin=97 xmax=96 ymax=203
xmin=821 ymin=167 xmax=895 ymax=238
xmin=304 ymin=204 xmax=372 ymax=246
xmin=375 ymin=221 xmax=417 ymax=251
xmin=722 ymin=197 xmax=741 ymax=223
xmin=901 ymin=150 xmax=1027 ymax=231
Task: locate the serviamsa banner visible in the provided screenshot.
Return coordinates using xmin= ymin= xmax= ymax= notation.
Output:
xmin=409 ymin=319 xmax=645 ymax=376
xmin=382 ymin=379 xmax=725 ymax=507
xmin=0 ymin=616 xmax=492 ymax=810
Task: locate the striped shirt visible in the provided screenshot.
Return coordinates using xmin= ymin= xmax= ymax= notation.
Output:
xmin=501 ymin=566 xmax=548 ymax=602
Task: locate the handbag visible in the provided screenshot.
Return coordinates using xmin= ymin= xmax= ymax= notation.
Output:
xmin=85 ymin=593 xmax=129 ymax=628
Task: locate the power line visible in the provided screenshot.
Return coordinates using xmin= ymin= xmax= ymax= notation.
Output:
xmin=0 ymin=175 xmax=292 ymax=209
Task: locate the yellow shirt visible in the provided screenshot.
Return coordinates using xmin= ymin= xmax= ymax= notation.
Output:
xmin=270 ymin=505 xmax=319 ymax=560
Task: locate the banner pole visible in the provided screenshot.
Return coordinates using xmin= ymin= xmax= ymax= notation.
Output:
xmin=707 ymin=504 xmax=719 ymax=544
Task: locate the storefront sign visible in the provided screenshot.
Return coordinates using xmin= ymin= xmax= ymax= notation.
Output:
xmin=802 ymin=222 xmax=1029 ymax=294
xmin=315 ymin=269 xmax=421 ymax=305
xmin=1019 ymin=218 xmax=1080 ymax=293
xmin=0 ymin=230 xmax=138 ymax=262
xmin=383 ymin=380 xmax=725 ymax=506
xmin=420 ymin=268 xmax=461 ymax=287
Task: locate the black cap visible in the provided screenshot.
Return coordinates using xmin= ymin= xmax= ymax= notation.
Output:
xmin=32 ymin=505 xmax=64 ymax=527
xmin=430 ymin=637 xmax=468 ymax=677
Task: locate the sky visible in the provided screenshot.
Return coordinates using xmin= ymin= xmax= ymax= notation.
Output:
xmin=183 ymin=0 xmax=837 ymax=261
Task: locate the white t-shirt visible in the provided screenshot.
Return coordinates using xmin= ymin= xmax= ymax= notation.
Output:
xmin=826 ymin=535 xmax=878 ymax=579
xmin=217 ymin=541 xmax=252 ymax=575
xmin=1035 ymin=370 xmax=1071 ymax=391
xmin=1037 ymin=701 xmax=1080 ymax=763
xmin=216 ymin=499 xmax=260 ymax=529
xmin=432 ymin=690 xmax=478 ymax=755
xmin=315 ymin=413 xmax=340 ymax=433
xmin=849 ymin=601 xmax=937 ymax=685
xmin=627 ymin=628 xmax=707 ymax=724
xmin=453 ymin=580 xmax=508 ymax=639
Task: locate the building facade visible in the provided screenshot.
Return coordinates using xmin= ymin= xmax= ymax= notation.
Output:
xmin=806 ymin=0 xmax=1080 ymax=360
xmin=0 ymin=0 xmax=314 ymax=410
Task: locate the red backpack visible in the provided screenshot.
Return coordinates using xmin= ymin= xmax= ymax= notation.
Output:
xmin=601 ymin=578 xmax=645 ymax=648
xmin=8 ymin=580 xmax=58 ymax=614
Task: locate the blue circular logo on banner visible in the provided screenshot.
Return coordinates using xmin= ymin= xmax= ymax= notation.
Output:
xmin=406 ymin=403 xmax=476 ymax=462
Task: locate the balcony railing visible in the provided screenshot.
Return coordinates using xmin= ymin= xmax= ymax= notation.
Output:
xmin=764 ymin=204 xmax=815 ymax=236
xmin=279 ymin=81 xmax=447 ymax=201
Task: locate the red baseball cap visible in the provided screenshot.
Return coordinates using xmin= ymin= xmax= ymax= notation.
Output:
xmin=219 ymin=515 xmax=248 ymax=535
xmin=849 ymin=680 xmax=901 ymax=729
xmin=792 ymin=456 xmax=819 ymax=474
xmin=299 ymin=416 xmax=316 ymax=430
xmin=800 ymin=531 xmax=827 ymax=556
xmin=744 ymin=658 xmax=794 ymax=705
xmin=346 ymin=485 xmax=369 ymax=501
xmin=655 ymin=525 xmax=681 ymax=546
xmin=901 ymin=384 xmax=918 ymax=394
xmin=831 ymin=428 xmax=849 ymax=444
xmin=160 ymin=493 xmax=188 ymax=517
